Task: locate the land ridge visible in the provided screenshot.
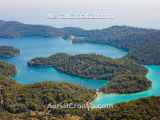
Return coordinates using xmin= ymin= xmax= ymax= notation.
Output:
xmin=28 ymin=53 xmax=151 ymax=94
xmin=0 ymin=20 xmax=160 ymax=65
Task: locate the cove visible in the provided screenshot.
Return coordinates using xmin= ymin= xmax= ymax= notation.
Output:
xmin=0 ymin=37 xmax=127 ymax=89
xmin=0 ymin=37 xmax=160 ymax=107
xmin=91 ymin=65 xmax=160 ymax=107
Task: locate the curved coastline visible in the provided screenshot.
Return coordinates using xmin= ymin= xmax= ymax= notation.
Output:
xmin=0 ymin=37 xmax=160 ymax=108
xmin=0 ymin=37 xmax=126 ymax=90
xmin=91 ymin=65 xmax=160 ymax=107
xmin=28 ymin=53 xmax=151 ymax=94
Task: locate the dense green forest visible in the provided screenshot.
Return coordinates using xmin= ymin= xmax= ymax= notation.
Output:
xmin=28 ymin=53 xmax=151 ymax=94
xmin=0 ymin=20 xmax=160 ymax=64
xmin=85 ymin=26 xmax=160 ymax=65
xmin=0 ymin=61 xmax=16 ymax=76
xmin=0 ymin=20 xmax=160 ymax=119
xmin=0 ymin=60 xmax=95 ymax=117
xmin=0 ymin=46 xmax=20 ymax=57
xmin=0 ymin=95 xmax=160 ymax=120
xmin=0 ymin=60 xmax=159 ymax=120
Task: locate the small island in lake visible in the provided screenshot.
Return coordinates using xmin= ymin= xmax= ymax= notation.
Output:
xmin=28 ymin=53 xmax=151 ymax=94
xmin=0 ymin=46 xmax=20 ymax=57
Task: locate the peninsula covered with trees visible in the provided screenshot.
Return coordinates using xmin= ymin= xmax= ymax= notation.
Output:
xmin=0 ymin=60 xmax=159 ymax=120
xmin=28 ymin=53 xmax=151 ymax=94
xmin=0 ymin=46 xmax=20 ymax=58
xmin=0 ymin=20 xmax=160 ymax=119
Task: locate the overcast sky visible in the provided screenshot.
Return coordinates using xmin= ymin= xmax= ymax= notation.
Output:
xmin=0 ymin=0 xmax=160 ymax=29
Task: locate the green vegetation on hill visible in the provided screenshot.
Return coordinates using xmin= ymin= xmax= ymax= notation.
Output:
xmin=0 ymin=20 xmax=159 ymax=119
xmin=0 ymin=61 xmax=16 ymax=76
xmin=0 ymin=60 xmax=95 ymax=115
xmin=0 ymin=20 xmax=160 ymax=64
xmin=0 ymin=46 xmax=20 ymax=58
xmin=0 ymin=20 xmax=63 ymax=38
xmin=28 ymin=53 xmax=151 ymax=94
xmin=0 ymin=96 xmax=160 ymax=120
xmin=84 ymin=96 xmax=160 ymax=120
xmin=85 ymin=26 xmax=160 ymax=65
xmin=0 ymin=55 xmax=158 ymax=120
xmin=1 ymin=81 xmax=94 ymax=114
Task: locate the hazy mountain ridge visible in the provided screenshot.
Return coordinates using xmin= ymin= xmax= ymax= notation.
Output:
xmin=0 ymin=20 xmax=64 ymax=38
xmin=0 ymin=20 xmax=160 ymax=64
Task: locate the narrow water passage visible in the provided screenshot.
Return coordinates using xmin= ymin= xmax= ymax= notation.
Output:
xmin=91 ymin=65 xmax=160 ymax=107
xmin=1 ymin=37 xmax=159 ymax=106
xmin=0 ymin=37 xmax=126 ymax=89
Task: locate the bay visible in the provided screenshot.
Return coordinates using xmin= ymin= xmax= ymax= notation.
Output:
xmin=0 ymin=37 xmax=127 ymax=89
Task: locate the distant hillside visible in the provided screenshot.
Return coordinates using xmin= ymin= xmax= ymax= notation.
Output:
xmin=0 ymin=20 xmax=160 ymax=65
xmin=86 ymin=26 xmax=160 ymax=65
xmin=0 ymin=20 xmax=64 ymax=38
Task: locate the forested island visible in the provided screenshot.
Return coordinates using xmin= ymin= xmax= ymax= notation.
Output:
xmin=0 ymin=20 xmax=160 ymax=119
xmin=0 ymin=46 xmax=20 ymax=57
xmin=28 ymin=53 xmax=151 ymax=94
xmin=0 ymin=60 xmax=159 ymax=120
xmin=0 ymin=20 xmax=160 ymax=65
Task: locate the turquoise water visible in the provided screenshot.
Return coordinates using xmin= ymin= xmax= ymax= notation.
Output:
xmin=0 ymin=37 xmax=159 ymax=106
xmin=0 ymin=37 xmax=127 ymax=89
xmin=91 ymin=65 xmax=160 ymax=107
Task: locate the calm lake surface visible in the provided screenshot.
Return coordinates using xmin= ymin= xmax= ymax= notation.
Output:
xmin=0 ymin=37 xmax=159 ymax=106
xmin=0 ymin=37 xmax=126 ymax=89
